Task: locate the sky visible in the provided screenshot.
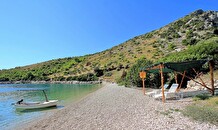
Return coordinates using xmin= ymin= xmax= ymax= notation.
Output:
xmin=0 ymin=0 xmax=217 ymax=69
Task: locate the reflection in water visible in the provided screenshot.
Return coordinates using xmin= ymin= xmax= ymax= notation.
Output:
xmin=15 ymin=106 xmax=58 ymax=114
xmin=0 ymin=83 xmax=101 ymax=129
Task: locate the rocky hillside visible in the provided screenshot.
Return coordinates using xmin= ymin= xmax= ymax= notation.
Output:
xmin=0 ymin=9 xmax=217 ymax=82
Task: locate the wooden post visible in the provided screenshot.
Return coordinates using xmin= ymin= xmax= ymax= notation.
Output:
xmin=160 ymin=64 xmax=165 ymax=103
xmin=193 ymin=68 xmax=208 ymax=90
xmin=177 ymin=72 xmax=212 ymax=92
xmin=140 ymin=71 xmax=146 ymax=95
xmin=142 ymin=78 xmax=145 ymax=95
xmin=174 ymin=72 xmax=178 ymax=84
xmin=209 ymin=61 xmax=215 ymax=95
xmin=177 ymin=71 xmax=186 ymax=92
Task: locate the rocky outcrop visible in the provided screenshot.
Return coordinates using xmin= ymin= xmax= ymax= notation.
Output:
xmin=186 ymin=79 xmax=218 ymax=90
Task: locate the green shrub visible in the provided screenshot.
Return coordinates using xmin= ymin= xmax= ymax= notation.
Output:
xmin=76 ymin=73 xmax=98 ymax=81
xmin=53 ymin=76 xmax=65 ymax=81
xmin=104 ymin=72 xmax=112 ymax=77
xmin=168 ymin=43 xmax=176 ymax=50
xmin=134 ymin=41 xmax=140 ymax=45
xmin=193 ymin=94 xmax=210 ymax=101
xmin=66 ymin=76 xmax=73 ymax=81
xmin=94 ymin=67 xmax=104 ymax=77
xmin=152 ymin=44 xmax=158 ymax=48
xmin=118 ymin=58 xmax=153 ymax=87
xmin=0 ymin=77 xmax=9 ymax=81
xmin=145 ymin=33 xmax=153 ymax=38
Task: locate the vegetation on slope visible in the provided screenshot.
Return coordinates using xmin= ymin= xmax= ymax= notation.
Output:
xmin=122 ymin=37 xmax=218 ymax=87
xmin=0 ymin=9 xmax=217 ymax=82
xmin=161 ymin=37 xmax=218 ymax=62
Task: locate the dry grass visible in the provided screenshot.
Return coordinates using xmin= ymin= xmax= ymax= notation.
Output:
xmin=183 ymin=96 xmax=218 ymax=125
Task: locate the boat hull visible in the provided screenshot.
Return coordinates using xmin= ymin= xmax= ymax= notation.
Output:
xmin=15 ymin=100 xmax=58 ymax=109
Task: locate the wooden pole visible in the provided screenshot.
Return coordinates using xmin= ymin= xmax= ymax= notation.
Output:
xmin=176 ymin=72 xmax=212 ymax=92
xmin=142 ymin=78 xmax=145 ymax=95
xmin=140 ymin=71 xmax=146 ymax=95
xmin=192 ymin=68 xmax=207 ymax=90
xmin=160 ymin=64 xmax=165 ymax=103
xmin=174 ymin=72 xmax=178 ymax=84
xmin=177 ymin=71 xmax=186 ymax=92
xmin=209 ymin=61 xmax=215 ymax=95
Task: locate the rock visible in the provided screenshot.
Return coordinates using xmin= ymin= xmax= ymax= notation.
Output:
xmin=19 ymin=83 xmax=217 ymax=130
xmin=187 ymin=78 xmax=218 ymax=91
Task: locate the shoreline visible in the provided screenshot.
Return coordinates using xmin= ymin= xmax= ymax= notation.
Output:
xmin=0 ymin=80 xmax=102 ymax=85
xmin=14 ymin=82 xmax=108 ymax=130
xmin=17 ymin=83 xmax=217 ymax=130
xmin=9 ymin=82 xmax=105 ymax=130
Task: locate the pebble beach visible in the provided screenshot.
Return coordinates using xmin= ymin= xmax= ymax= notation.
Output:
xmin=19 ymin=82 xmax=217 ymax=130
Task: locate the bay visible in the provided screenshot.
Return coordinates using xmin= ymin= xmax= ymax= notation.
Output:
xmin=0 ymin=83 xmax=101 ymax=129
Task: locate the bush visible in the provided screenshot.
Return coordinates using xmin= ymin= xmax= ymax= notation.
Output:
xmin=104 ymin=72 xmax=112 ymax=77
xmin=118 ymin=58 xmax=153 ymax=87
xmin=76 ymin=73 xmax=98 ymax=81
xmin=22 ymin=72 xmax=35 ymax=80
xmin=0 ymin=77 xmax=9 ymax=81
xmin=182 ymin=39 xmax=188 ymax=45
xmin=53 ymin=76 xmax=65 ymax=81
xmin=193 ymin=94 xmax=210 ymax=101
xmin=77 ymin=75 xmax=87 ymax=81
xmin=144 ymin=33 xmax=153 ymax=38
xmin=168 ymin=43 xmax=176 ymax=50
xmin=66 ymin=76 xmax=73 ymax=81
xmin=94 ymin=67 xmax=104 ymax=77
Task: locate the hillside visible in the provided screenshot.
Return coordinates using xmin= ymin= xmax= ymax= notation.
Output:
xmin=0 ymin=9 xmax=218 ymax=82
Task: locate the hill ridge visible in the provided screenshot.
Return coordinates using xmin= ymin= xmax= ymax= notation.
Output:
xmin=0 ymin=9 xmax=217 ymax=82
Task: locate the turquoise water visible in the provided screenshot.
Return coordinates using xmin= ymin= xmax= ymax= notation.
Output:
xmin=0 ymin=83 xmax=101 ymax=129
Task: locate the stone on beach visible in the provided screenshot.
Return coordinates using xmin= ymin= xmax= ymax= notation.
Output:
xmin=20 ymin=83 xmax=217 ymax=130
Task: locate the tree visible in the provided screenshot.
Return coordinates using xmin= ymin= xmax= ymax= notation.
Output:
xmin=121 ymin=58 xmax=153 ymax=87
xmin=94 ymin=67 xmax=104 ymax=77
xmin=22 ymin=72 xmax=35 ymax=80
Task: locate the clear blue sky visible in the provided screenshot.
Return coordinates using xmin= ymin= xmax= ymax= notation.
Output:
xmin=0 ymin=0 xmax=217 ymax=69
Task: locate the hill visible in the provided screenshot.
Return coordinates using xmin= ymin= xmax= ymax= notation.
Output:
xmin=0 ymin=9 xmax=218 ymax=82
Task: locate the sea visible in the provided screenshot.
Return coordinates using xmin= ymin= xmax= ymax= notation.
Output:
xmin=0 ymin=83 xmax=101 ymax=129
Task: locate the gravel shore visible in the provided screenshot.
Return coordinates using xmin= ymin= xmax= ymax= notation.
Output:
xmin=20 ymin=83 xmax=217 ymax=130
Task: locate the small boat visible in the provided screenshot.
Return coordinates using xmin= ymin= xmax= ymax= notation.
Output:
xmin=15 ymin=100 xmax=58 ymax=109
xmin=14 ymin=90 xmax=58 ymax=109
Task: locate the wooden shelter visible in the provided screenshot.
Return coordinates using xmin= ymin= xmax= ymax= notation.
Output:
xmin=139 ymin=60 xmax=215 ymax=103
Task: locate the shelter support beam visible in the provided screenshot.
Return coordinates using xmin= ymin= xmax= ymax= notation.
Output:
xmin=146 ymin=64 xmax=162 ymax=71
xmin=193 ymin=68 xmax=207 ymax=89
xmin=142 ymin=78 xmax=145 ymax=95
xmin=176 ymin=72 xmax=213 ymax=93
xmin=140 ymin=71 xmax=146 ymax=95
xmin=209 ymin=61 xmax=215 ymax=95
xmin=177 ymin=71 xmax=186 ymax=92
xmin=160 ymin=64 xmax=165 ymax=103
xmin=143 ymin=60 xmax=214 ymax=98
xmin=174 ymin=72 xmax=178 ymax=84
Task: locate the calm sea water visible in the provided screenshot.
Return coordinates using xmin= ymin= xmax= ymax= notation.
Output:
xmin=0 ymin=83 xmax=101 ymax=129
